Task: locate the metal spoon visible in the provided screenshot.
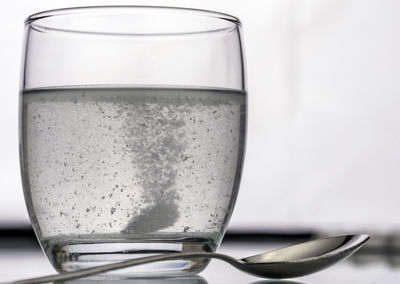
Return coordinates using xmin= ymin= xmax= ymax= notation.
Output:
xmin=9 ymin=234 xmax=369 ymax=284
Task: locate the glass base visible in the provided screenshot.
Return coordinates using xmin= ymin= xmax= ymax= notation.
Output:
xmin=46 ymin=241 xmax=212 ymax=277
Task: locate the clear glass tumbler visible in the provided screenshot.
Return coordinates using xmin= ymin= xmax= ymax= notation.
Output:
xmin=20 ymin=6 xmax=246 ymax=276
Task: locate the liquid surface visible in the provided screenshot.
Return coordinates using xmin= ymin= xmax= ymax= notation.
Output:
xmin=21 ymin=87 xmax=246 ymax=250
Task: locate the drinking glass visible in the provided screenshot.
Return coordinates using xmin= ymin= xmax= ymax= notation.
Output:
xmin=20 ymin=6 xmax=246 ymax=276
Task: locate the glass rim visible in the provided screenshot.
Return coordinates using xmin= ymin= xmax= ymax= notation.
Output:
xmin=25 ymin=5 xmax=241 ymax=36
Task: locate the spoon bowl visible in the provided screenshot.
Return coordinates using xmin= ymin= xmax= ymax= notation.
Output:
xmin=237 ymin=234 xmax=369 ymax=278
xmin=10 ymin=234 xmax=369 ymax=284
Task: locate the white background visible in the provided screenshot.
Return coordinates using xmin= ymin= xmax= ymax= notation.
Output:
xmin=2 ymin=0 xmax=400 ymax=233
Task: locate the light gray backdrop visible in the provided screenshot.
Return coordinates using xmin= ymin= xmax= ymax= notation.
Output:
xmin=2 ymin=0 xmax=399 ymax=234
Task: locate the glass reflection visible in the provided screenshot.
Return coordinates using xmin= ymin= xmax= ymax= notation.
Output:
xmin=54 ymin=275 xmax=207 ymax=284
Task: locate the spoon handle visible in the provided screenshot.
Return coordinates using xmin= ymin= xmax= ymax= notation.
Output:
xmin=8 ymin=252 xmax=236 ymax=284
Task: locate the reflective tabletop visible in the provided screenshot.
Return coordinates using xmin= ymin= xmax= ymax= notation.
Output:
xmin=1 ymin=236 xmax=399 ymax=283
